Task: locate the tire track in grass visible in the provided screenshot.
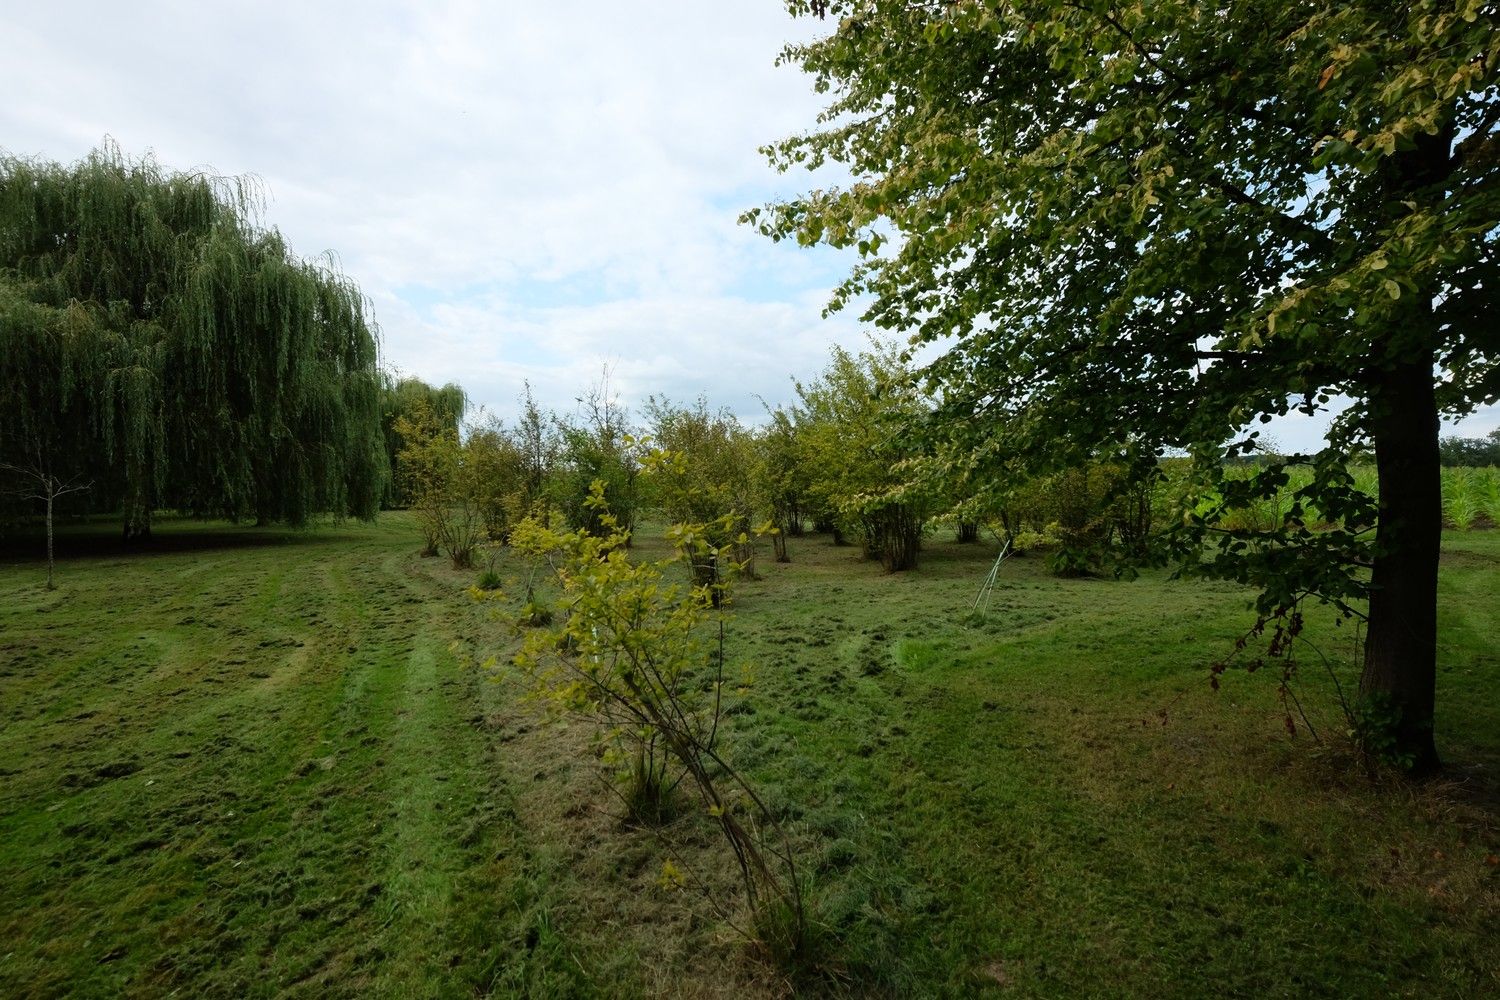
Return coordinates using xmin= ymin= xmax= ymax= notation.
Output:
xmin=192 ymin=544 xmax=452 ymax=998
xmin=0 ymin=521 xmax=539 ymax=997
xmin=371 ymin=549 xmax=603 ymax=998
xmin=361 ymin=549 xmax=569 ymax=997
xmin=194 ymin=542 xmax=547 ymax=998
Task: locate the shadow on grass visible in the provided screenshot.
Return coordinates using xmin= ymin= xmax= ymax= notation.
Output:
xmin=0 ymin=517 xmax=360 ymax=566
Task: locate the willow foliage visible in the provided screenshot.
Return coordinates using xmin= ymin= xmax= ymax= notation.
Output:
xmin=0 ymin=142 xmax=384 ymax=534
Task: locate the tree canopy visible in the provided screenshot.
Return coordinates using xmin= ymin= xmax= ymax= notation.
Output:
xmin=757 ymin=1 xmax=1500 ymax=772
xmin=381 ymin=375 xmax=466 ymax=508
xmin=0 ymin=142 xmax=385 ymax=536
xmin=645 ymin=397 xmax=759 ymax=535
xmin=794 ymin=340 xmax=932 ymax=571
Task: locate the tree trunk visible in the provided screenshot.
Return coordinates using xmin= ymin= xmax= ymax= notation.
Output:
xmin=956 ymin=520 xmax=979 ymax=544
xmin=1356 ymin=127 xmax=1451 ymax=777
xmin=878 ymin=506 xmax=920 ymax=572
xmin=121 ymin=451 xmax=153 ymax=540
xmin=772 ymin=528 xmax=789 ymax=563
xmin=999 ymin=508 xmax=1020 ymax=542
xmin=691 ymin=554 xmax=722 ymax=608
xmin=1360 ymin=356 xmax=1441 ymax=776
xmin=122 ymin=505 xmax=152 ymax=541
xmin=735 ymin=540 xmax=759 ymax=580
xmin=45 ymin=491 xmax=55 ymax=590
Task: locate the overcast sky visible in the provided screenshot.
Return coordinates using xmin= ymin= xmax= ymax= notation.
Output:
xmin=3 ymin=1 xmax=1494 ymax=450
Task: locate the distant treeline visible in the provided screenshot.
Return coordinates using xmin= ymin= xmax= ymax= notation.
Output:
xmin=1439 ymin=431 xmax=1500 ymax=468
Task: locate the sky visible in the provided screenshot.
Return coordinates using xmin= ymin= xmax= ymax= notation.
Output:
xmin=2 ymin=1 xmax=866 ymax=428
xmin=2 ymin=1 xmax=1494 ymax=450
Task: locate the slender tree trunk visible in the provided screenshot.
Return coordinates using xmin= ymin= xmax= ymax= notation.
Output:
xmin=956 ymin=520 xmax=979 ymax=544
xmin=122 ymin=477 xmax=152 ymax=541
xmin=46 ymin=491 xmax=55 ymax=590
xmin=735 ymin=540 xmax=759 ymax=580
xmin=879 ymin=506 xmax=920 ymax=572
xmin=999 ymin=508 xmax=1020 ymax=542
xmin=1360 ymin=355 xmax=1442 ymax=776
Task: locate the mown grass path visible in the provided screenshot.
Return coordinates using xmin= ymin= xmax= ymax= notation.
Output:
xmin=0 ymin=517 xmax=572 ymax=998
xmin=2 ymin=517 xmax=1497 ymax=997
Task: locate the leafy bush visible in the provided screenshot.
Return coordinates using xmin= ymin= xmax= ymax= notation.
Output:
xmin=497 ymin=485 xmax=807 ymax=956
xmin=1008 ymin=527 xmax=1060 ymax=554
xmin=644 ymin=397 xmax=762 ymax=580
xmin=393 ymin=401 xmax=486 ymax=568
xmin=793 ymin=340 xmax=932 ymax=572
xmin=1003 ymin=463 xmax=1135 ymax=575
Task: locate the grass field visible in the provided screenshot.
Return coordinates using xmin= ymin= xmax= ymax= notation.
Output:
xmin=2 ymin=515 xmax=1497 ymax=997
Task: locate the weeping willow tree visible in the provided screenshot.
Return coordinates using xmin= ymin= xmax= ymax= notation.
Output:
xmin=0 ymin=142 xmax=385 ymax=538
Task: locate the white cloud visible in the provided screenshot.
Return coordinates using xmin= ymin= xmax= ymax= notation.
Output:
xmin=4 ymin=1 xmax=1494 ymax=446
xmin=2 ymin=0 xmax=857 ymax=424
xmin=374 ymin=287 xmax=864 ymax=427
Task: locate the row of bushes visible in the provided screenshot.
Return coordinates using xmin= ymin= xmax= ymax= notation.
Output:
xmin=396 ymin=343 xmax=1497 ymax=581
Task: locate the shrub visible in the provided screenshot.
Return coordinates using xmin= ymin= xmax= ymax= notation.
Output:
xmin=498 ymin=485 xmax=807 ymax=956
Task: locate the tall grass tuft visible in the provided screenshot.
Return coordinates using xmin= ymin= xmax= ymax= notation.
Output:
xmin=1442 ymin=467 xmax=1481 ymax=529
xmin=1475 ymin=466 xmax=1500 ymax=528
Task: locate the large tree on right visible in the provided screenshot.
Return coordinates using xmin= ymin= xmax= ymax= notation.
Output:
xmin=755 ymin=1 xmax=1499 ymax=773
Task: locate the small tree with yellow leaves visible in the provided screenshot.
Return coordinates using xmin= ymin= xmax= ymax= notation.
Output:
xmin=499 ymin=481 xmax=807 ymax=959
xmin=394 ymin=401 xmax=486 ymax=568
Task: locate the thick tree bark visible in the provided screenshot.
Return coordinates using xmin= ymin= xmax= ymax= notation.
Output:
xmin=1356 ymin=128 xmax=1451 ymax=777
xmin=1360 ymin=356 xmax=1442 ymax=776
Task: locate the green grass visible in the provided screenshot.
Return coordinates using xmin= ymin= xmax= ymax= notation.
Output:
xmin=2 ymin=516 xmax=1497 ymax=997
xmin=0 ymin=517 xmax=585 ymax=998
